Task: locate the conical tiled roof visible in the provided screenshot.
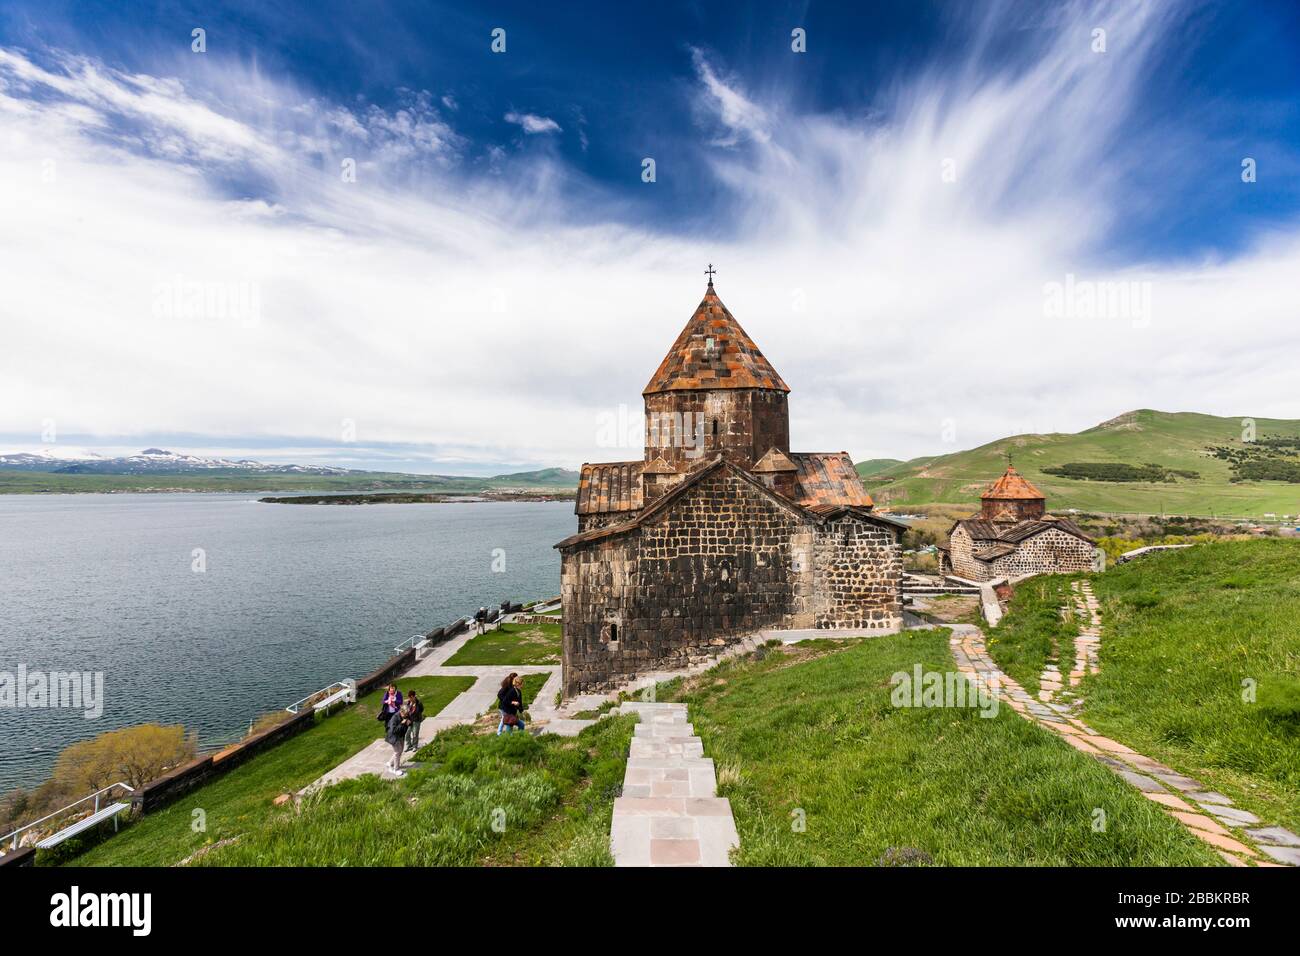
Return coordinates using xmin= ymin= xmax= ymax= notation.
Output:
xmin=981 ymin=465 xmax=1045 ymax=501
xmin=643 ymin=283 xmax=789 ymax=395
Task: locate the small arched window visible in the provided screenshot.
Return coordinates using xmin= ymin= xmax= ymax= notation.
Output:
xmin=609 ymin=623 xmax=618 ymax=642
xmin=712 ymin=419 xmax=718 ymax=441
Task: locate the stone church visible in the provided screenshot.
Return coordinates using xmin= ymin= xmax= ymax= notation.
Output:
xmin=937 ymin=465 xmax=1102 ymax=581
xmin=555 ymin=276 xmax=905 ymax=696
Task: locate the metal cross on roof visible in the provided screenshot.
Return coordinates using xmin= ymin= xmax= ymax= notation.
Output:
xmin=704 ymin=263 xmax=717 ymax=283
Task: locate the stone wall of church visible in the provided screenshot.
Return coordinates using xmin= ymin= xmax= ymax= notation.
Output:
xmin=643 ymin=389 xmax=789 ymax=473
xmin=947 ymin=525 xmax=993 ymax=581
xmin=986 ymin=528 xmax=1099 ymax=578
xmin=560 ymin=469 xmax=807 ymax=696
xmin=811 ymin=514 xmax=904 ymax=629
xmin=559 ymin=534 xmax=638 ymax=696
xmin=577 ymin=511 xmax=639 ymax=533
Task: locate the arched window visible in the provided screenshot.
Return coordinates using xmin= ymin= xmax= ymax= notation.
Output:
xmin=609 ymin=623 xmax=618 ymax=642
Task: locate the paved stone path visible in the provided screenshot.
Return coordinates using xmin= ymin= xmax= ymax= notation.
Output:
xmin=951 ymin=578 xmax=1299 ymax=867
xmin=609 ymin=702 xmax=739 ymax=866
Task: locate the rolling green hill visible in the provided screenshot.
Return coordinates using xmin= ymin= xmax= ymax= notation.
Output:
xmin=853 ymin=458 xmax=905 ymax=477
xmin=860 ymin=409 xmax=1300 ymax=517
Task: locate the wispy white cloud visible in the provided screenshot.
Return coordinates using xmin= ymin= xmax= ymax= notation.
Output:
xmin=504 ymin=110 xmax=562 ymax=135
xmin=689 ymin=46 xmax=770 ymax=147
xmin=1 ymin=0 xmax=1297 ymax=475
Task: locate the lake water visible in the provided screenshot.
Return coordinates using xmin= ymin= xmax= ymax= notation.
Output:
xmin=0 ymin=494 xmax=573 ymax=793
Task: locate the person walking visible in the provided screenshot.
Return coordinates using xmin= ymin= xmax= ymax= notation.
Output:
xmin=512 ymin=674 xmax=528 ymax=733
xmin=476 ymin=606 xmax=488 ymax=635
xmin=404 ymin=689 xmax=424 ymax=752
xmin=496 ymin=672 xmax=524 ymax=735
xmin=386 ymin=700 xmax=410 ymax=777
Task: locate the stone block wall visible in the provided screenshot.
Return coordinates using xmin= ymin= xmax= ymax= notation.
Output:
xmin=947 ymin=525 xmax=994 ymax=580
xmin=812 ymin=514 xmax=903 ymax=629
xmin=643 ymin=389 xmax=789 ymax=473
xmin=561 ymin=469 xmax=806 ymax=695
xmin=987 ymin=528 xmax=1099 ymax=578
xmin=577 ymin=511 xmax=639 ymax=533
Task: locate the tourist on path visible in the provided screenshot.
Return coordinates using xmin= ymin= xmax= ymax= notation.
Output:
xmin=496 ymin=672 xmax=524 ymax=735
xmin=377 ymin=683 xmax=402 ymax=724
xmin=385 ymin=701 xmax=411 ymax=777
xmin=475 ymin=606 xmax=488 ymax=635
xmin=404 ymin=689 xmax=424 ymax=752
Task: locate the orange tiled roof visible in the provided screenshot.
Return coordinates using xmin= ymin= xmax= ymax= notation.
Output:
xmin=790 ymin=452 xmax=873 ymax=508
xmin=980 ymin=465 xmax=1045 ymax=500
xmin=575 ymin=461 xmax=644 ymax=515
xmin=643 ymin=284 xmax=789 ymax=395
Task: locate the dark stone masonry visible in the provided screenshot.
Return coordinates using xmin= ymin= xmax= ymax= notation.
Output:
xmin=556 ymin=279 xmax=905 ymax=696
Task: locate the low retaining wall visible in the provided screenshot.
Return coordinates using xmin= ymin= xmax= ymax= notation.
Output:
xmin=132 ymin=705 xmax=319 ymax=814
xmin=0 ymin=846 xmax=36 ymax=867
xmin=355 ymin=647 xmax=416 ymax=698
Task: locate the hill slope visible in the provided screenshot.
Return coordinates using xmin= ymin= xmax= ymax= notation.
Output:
xmin=860 ymin=410 xmax=1300 ymax=517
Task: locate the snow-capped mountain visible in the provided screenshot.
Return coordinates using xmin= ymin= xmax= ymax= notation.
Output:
xmin=0 ymin=448 xmax=351 ymax=475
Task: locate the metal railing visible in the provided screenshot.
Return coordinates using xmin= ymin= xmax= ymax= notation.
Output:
xmin=285 ymin=679 xmax=356 ymax=715
xmin=392 ymin=633 xmax=428 ymax=655
xmin=2 ymin=781 xmax=135 ymax=852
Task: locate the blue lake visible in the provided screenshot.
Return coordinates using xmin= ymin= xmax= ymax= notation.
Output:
xmin=0 ymin=494 xmax=572 ymax=792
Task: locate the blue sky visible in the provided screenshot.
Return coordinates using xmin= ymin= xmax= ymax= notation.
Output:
xmin=1 ymin=0 xmax=1299 ymax=473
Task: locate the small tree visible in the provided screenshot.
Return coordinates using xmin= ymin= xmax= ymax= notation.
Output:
xmin=50 ymin=724 xmax=196 ymax=792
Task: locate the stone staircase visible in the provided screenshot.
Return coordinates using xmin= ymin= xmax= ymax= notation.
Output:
xmin=609 ymin=702 xmax=739 ymax=866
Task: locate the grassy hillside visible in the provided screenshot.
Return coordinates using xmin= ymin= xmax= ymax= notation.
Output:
xmin=656 ymin=634 xmax=1217 ymax=866
xmin=854 ymin=458 xmax=904 ymax=477
xmin=0 ymin=467 xmax=579 ymax=495
xmin=1087 ymin=541 xmax=1300 ymax=833
xmin=193 ymin=716 xmax=636 ymax=867
xmin=861 ymin=409 xmax=1300 ymax=517
xmin=984 ymin=541 xmax=1299 ymax=834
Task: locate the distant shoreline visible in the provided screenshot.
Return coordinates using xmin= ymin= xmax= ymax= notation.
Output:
xmin=259 ymin=492 xmax=575 ymax=505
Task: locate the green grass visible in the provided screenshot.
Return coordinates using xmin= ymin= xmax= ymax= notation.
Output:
xmin=985 ymin=574 xmax=1081 ymax=694
xmin=519 ymin=673 xmax=551 ymax=717
xmin=1085 ymin=540 xmax=1300 ymax=832
xmin=191 ymin=715 xmax=636 ymax=866
xmin=660 ymin=634 xmax=1220 ymax=866
xmin=861 ymin=408 xmax=1300 ymax=517
xmin=56 ymin=675 xmax=475 ymax=866
xmin=444 ymin=621 xmax=562 ymax=666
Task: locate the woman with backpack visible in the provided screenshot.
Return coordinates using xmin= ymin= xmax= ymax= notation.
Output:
xmin=497 ymin=672 xmax=524 ymax=735
xmin=386 ymin=700 xmax=411 ymax=777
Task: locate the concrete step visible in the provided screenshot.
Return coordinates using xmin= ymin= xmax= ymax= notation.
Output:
xmin=633 ymin=722 xmax=696 ymax=738
xmin=629 ymin=739 xmax=705 ymax=759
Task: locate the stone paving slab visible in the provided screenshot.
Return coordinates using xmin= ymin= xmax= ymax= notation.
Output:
xmin=1246 ymin=826 xmax=1300 ymax=847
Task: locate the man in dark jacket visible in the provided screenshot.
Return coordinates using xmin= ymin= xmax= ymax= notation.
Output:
xmin=404 ymin=689 xmax=425 ymax=752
